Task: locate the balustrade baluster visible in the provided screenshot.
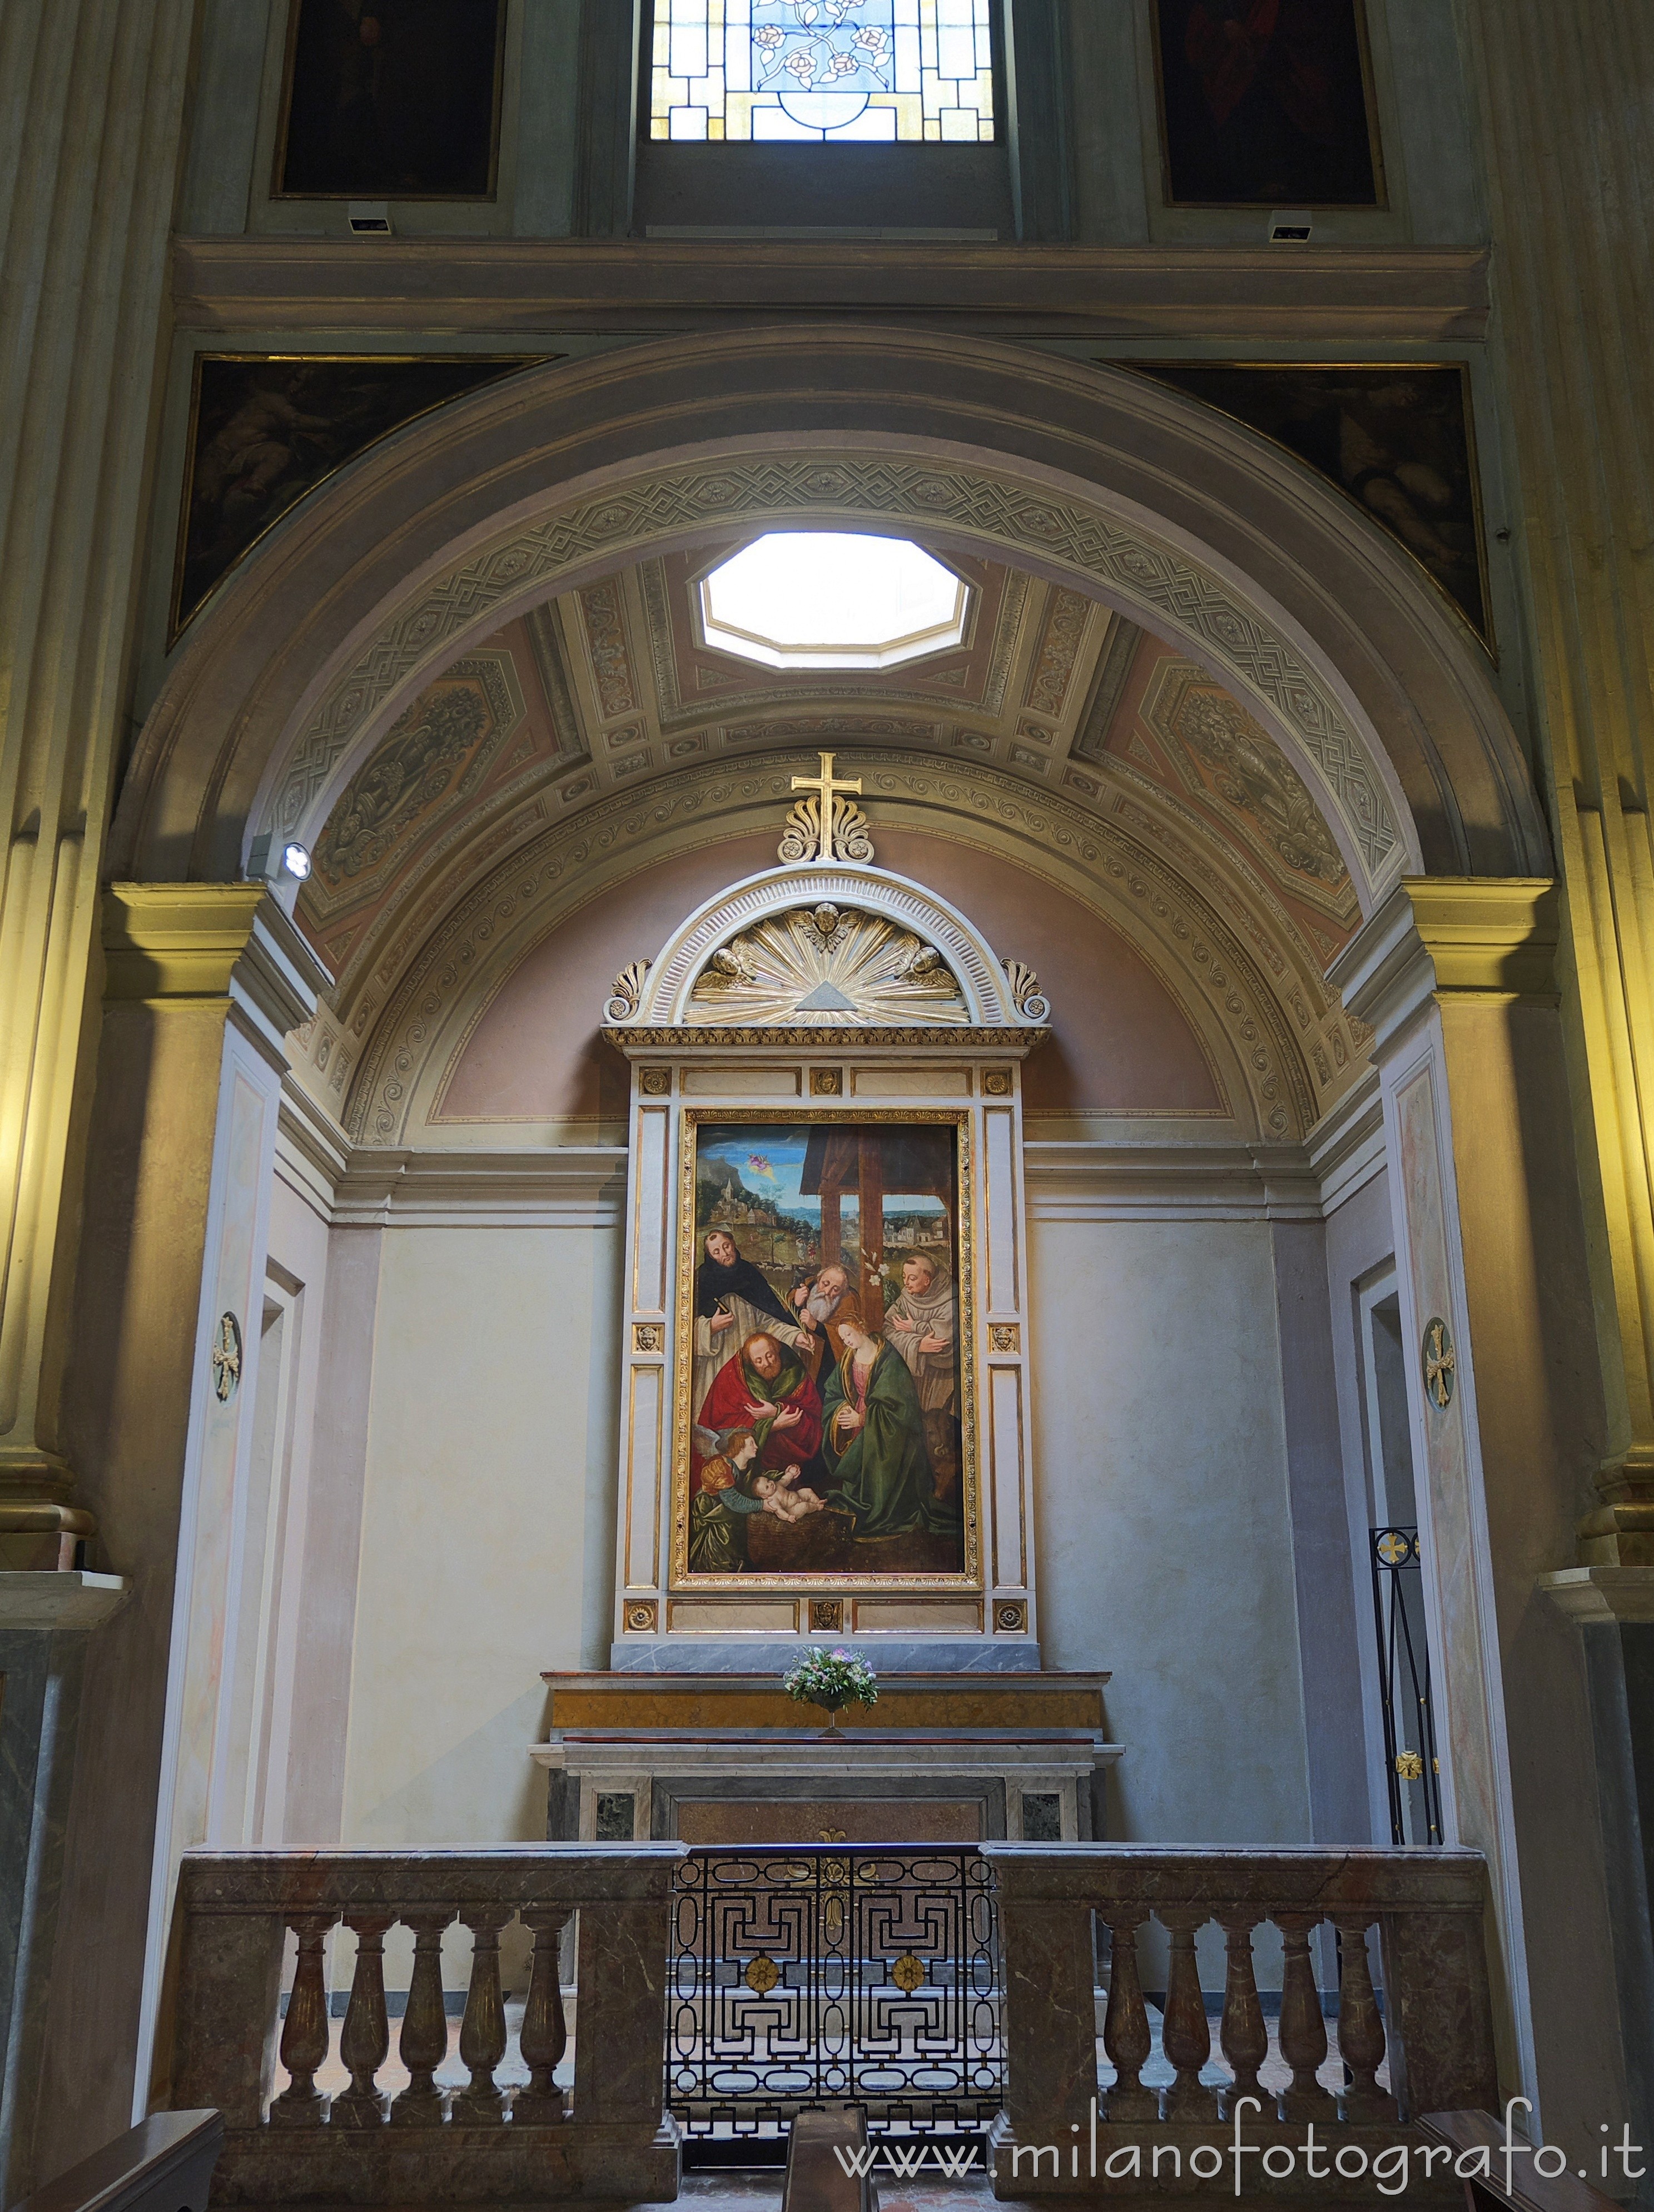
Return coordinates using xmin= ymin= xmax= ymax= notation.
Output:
xmin=1159 ymin=1907 xmax=1216 ymax=2120
xmin=1274 ymin=1912 xmax=1335 ymax=2120
xmin=269 ymin=1915 xmax=334 ymax=2128
xmin=390 ymin=1911 xmax=452 ymax=2127
xmin=1332 ymin=1915 xmax=1397 ymax=2121
xmin=333 ymin=1913 xmax=394 ymax=2127
xmin=1215 ymin=1911 xmax=1268 ymax=2117
xmin=1100 ymin=1911 xmax=1158 ymax=2120
xmin=454 ymin=1907 xmax=512 ymax=2124
xmin=513 ymin=1907 xmax=570 ymax=2125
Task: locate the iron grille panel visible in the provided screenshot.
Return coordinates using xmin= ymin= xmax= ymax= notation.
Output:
xmin=1370 ymin=1524 xmax=1444 ymax=1846
xmin=667 ymin=1846 xmax=1001 ymax=2137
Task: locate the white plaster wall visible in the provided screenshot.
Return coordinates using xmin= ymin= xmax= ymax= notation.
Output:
xmin=341 ymin=1224 xmax=621 ymax=1847
xmin=1031 ymin=1217 xmax=1313 ymax=1846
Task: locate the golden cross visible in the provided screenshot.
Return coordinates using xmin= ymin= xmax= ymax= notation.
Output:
xmin=1423 ymin=1318 xmax=1456 ymax=1409
xmin=792 ymin=750 xmax=862 ymax=856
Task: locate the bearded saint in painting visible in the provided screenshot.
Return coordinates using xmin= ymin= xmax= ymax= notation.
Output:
xmin=881 ymin=1251 xmax=960 ymax=1496
xmin=690 ymin=1229 xmax=812 ymax=1433
xmin=694 ymin=1330 xmax=823 ymax=1478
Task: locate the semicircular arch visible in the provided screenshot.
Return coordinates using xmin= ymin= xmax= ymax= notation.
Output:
xmin=329 ymin=754 xmax=1342 ymax=1149
xmin=115 ymin=328 xmax=1549 ymax=911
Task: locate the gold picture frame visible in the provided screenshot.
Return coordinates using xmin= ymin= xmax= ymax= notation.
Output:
xmin=669 ymin=1106 xmax=981 ymax=1593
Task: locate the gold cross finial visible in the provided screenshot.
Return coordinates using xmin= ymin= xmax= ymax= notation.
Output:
xmin=792 ymin=749 xmax=862 ymax=821
xmin=779 ymin=750 xmax=875 ymax=865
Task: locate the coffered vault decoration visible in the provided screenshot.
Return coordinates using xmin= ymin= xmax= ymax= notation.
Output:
xmin=265 ymin=457 xmax=1404 ymax=898
xmin=289 ymin=531 xmax=1367 ymax=1146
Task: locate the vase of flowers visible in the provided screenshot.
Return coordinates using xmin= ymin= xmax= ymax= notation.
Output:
xmin=783 ymin=1646 xmax=880 ymax=1738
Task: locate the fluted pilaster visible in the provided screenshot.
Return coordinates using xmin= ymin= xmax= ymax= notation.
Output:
xmin=0 ymin=0 xmax=198 ymax=1521
xmin=1458 ymin=0 xmax=1654 ymax=1557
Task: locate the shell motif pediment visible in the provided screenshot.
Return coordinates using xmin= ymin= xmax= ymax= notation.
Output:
xmin=685 ymin=902 xmax=969 ymax=1027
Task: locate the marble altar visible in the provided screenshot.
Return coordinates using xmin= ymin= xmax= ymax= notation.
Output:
xmin=531 ymin=1671 xmax=1122 ymax=1845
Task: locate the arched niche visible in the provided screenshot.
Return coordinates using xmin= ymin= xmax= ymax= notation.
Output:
xmin=331 ymin=772 xmax=1326 ymax=1147
xmin=113 ymin=328 xmax=1549 ymax=906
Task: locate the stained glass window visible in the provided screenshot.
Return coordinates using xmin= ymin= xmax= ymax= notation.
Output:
xmin=648 ymin=1 xmax=997 ymax=143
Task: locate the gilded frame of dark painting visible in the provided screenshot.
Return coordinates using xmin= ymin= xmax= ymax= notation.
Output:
xmin=1120 ymin=360 xmax=1495 ymax=655
xmin=271 ymin=0 xmax=508 ymax=202
xmin=1150 ymin=0 xmax=1388 ymax=212
xmin=669 ymin=1106 xmax=981 ymax=1594
xmin=167 ymin=352 xmax=545 ymax=646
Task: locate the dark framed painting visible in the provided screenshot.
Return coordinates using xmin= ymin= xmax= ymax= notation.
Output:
xmin=274 ymin=0 xmax=506 ymax=200
xmin=1152 ymin=0 xmax=1385 ymax=208
xmin=672 ymin=1112 xmax=975 ymax=1590
xmin=1126 ymin=362 xmax=1493 ymax=648
xmin=170 ymin=354 xmax=548 ymax=643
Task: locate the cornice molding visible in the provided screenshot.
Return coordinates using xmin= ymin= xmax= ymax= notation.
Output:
xmin=1329 ymin=876 xmax=1559 ymax=1058
xmin=1538 ymin=1566 xmax=1654 ymax=1627
xmin=332 ymin=1147 xmax=627 ymax=1230
xmin=605 ymin=1025 xmax=1048 ymax=1055
xmin=1024 ymin=1139 xmax=1321 ymax=1223
xmin=169 ymin=238 xmax=1492 ymax=342
xmin=103 ymin=883 xmax=326 ymax=1062
xmin=1305 ymin=1063 xmax=1387 ymax=1215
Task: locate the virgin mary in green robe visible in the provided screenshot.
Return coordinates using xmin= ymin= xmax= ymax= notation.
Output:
xmin=818 ymin=1323 xmax=956 ymax=1540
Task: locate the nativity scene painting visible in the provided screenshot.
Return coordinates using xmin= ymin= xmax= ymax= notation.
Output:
xmin=677 ymin=1117 xmax=970 ymax=1585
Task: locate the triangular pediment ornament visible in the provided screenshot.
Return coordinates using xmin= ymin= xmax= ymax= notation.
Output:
xmin=793 ymin=977 xmax=861 ymax=1012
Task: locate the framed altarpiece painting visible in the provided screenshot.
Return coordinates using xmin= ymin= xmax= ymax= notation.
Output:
xmin=602 ymin=760 xmax=1050 ymax=1662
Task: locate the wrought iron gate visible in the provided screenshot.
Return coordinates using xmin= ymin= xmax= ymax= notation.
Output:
xmin=1370 ymin=1524 xmax=1444 ymax=1846
xmin=666 ymin=1846 xmax=1001 ymax=2138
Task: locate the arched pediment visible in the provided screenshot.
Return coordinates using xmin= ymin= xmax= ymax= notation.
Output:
xmin=606 ymin=863 xmax=1049 ymax=1032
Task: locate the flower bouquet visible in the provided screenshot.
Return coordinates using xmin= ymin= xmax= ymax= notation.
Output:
xmin=783 ymin=1646 xmax=880 ymax=1738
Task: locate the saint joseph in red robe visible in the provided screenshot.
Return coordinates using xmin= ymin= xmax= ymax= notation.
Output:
xmin=694 ymin=1331 xmax=823 ymax=1477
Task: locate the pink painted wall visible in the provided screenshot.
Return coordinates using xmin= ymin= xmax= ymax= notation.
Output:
xmin=435 ymin=829 xmax=1223 ymax=1122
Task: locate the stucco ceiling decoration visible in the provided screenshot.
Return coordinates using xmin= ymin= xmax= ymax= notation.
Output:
xmin=263 ymin=453 xmax=1404 ymax=907
xmin=316 ymin=753 xmax=1344 ymax=1151
xmin=292 ymin=522 xmax=1363 ymax=1058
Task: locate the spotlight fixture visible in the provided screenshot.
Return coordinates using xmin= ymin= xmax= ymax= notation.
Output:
xmin=282 ymin=842 xmax=312 ymax=881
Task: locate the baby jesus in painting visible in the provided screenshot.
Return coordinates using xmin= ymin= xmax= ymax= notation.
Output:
xmin=755 ymin=1464 xmax=827 ymax=1523
xmin=698 ymin=1434 xmax=824 ymax=1520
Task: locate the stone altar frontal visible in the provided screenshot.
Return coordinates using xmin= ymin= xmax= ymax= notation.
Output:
xmin=602 ymin=756 xmax=1051 ymax=1673
xmin=531 ymin=1672 xmax=1122 ymax=1845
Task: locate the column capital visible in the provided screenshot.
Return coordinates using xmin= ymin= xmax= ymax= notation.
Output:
xmin=1329 ymin=877 xmax=1559 ymax=1057
xmin=103 ymin=884 xmax=329 ymax=1062
xmin=1539 ymin=1566 xmax=1654 ymax=1623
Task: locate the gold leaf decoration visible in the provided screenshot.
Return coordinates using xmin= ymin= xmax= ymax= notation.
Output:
xmin=687 ymin=906 xmax=967 ymax=1027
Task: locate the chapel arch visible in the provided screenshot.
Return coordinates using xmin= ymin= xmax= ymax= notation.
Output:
xmin=113 ymin=327 xmax=1549 ymax=906
xmin=316 ymin=756 xmax=1338 ymax=1150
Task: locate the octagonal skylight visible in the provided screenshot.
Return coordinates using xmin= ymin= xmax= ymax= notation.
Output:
xmin=699 ymin=533 xmax=969 ymax=672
